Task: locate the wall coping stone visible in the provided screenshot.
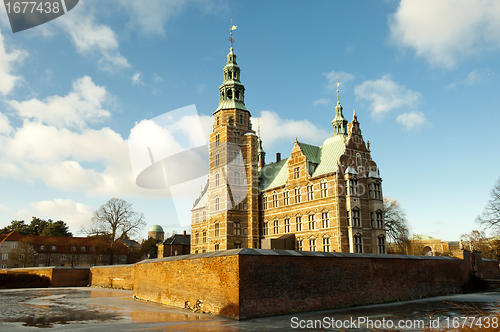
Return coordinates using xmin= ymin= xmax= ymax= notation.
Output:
xmin=137 ymin=248 xmax=462 ymax=264
xmin=90 ymin=264 xmax=132 ymax=269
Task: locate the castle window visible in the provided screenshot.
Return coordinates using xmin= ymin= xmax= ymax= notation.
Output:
xmin=283 ymin=191 xmax=289 ymax=205
xmin=215 ymin=153 xmax=220 ymax=167
xmin=195 ymin=232 xmax=199 ymax=244
xmin=234 ymin=172 xmax=241 ymax=185
xmin=215 ymin=244 xmax=220 ymax=251
xmin=293 ymin=167 xmax=300 ymax=179
xmin=371 ymin=213 xmax=374 ymax=228
xmin=349 ymin=179 xmax=358 ymax=196
xmin=295 ymin=188 xmax=301 ymax=203
xmin=2 ymin=253 xmax=7 ymax=260
xmin=378 ymin=236 xmax=386 ymax=254
xmin=346 ymin=211 xmax=350 ymax=226
xmin=239 ymin=114 xmax=243 ymax=124
xmin=284 ymin=218 xmax=291 ymax=233
xmin=296 ymin=240 xmax=303 ymax=251
xmin=272 ymin=192 xmax=278 ymax=207
xmin=234 ymin=195 xmax=241 ymax=209
xmin=274 ymin=220 xmax=279 ymax=234
xmin=309 ymin=239 xmax=316 ymax=251
xmin=234 ymin=222 xmax=241 ymax=235
xmin=194 ymin=250 xmax=198 ymax=254
xmin=263 ymin=196 xmax=268 ymax=209
xmin=215 ymin=173 xmax=220 ymax=187
xmin=216 ymin=117 xmax=219 ymax=126
xmin=356 ymin=153 xmax=362 ymax=166
xmin=308 ymin=215 xmax=315 ymax=230
xmin=373 ymin=183 xmax=381 ymax=199
xmin=352 ymin=210 xmax=361 ymax=227
xmin=215 ymin=196 xmax=220 ymax=211
xmin=51 ymin=246 xmax=57 ymax=251
xmin=214 ymin=223 xmax=220 ymax=236
xmin=234 ymin=242 xmax=241 ymax=249
xmin=195 ymin=213 xmax=199 ymax=223
xmin=235 ymin=90 xmax=240 ymax=100
xmin=203 ymin=231 xmax=207 ymax=243
xmin=263 ymin=222 xmax=269 ymax=235
xmin=215 ymin=133 xmax=220 ymax=146
xmin=234 ymin=131 xmax=240 ymax=144
xmin=376 ymin=211 xmax=384 ymax=228
xmin=40 ymin=245 xmax=45 ymax=251
xmin=307 ymin=185 xmax=314 ymax=200
xmin=227 ymin=89 xmax=232 ymax=100
xmin=296 ymin=216 xmax=302 ymax=231
xmin=320 ymin=181 xmax=327 ymax=197
xmin=203 ymin=211 xmax=206 ymax=222
xmin=61 ymin=254 xmax=66 ymax=260
xmin=71 ymin=246 xmax=76 ymax=251
xmin=244 ymin=228 xmax=247 ymax=235
xmin=362 ymin=153 xmax=366 ymax=158
xmin=323 ymin=238 xmax=331 ymax=252
xmin=354 ymin=235 xmax=362 ymax=253
xmin=322 ymin=212 xmax=329 ymax=228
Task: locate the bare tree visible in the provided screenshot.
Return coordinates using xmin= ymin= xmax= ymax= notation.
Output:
xmin=383 ymin=197 xmax=410 ymax=254
xmin=476 ymin=177 xmax=500 ymax=233
xmin=83 ymin=198 xmax=146 ymax=264
xmin=8 ymin=238 xmax=37 ymax=267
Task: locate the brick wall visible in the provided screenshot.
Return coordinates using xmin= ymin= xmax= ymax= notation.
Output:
xmin=129 ymin=249 xmax=488 ymax=319
xmin=238 ymin=252 xmax=470 ymax=319
xmin=0 ymin=267 xmax=89 ymax=287
xmin=133 ymin=254 xmax=240 ymax=319
xmin=90 ymin=265 xmax=134 ymax=290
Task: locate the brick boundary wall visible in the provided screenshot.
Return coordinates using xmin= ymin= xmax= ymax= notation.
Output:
xmin=0 ymin=267 xmax=89 ymax=287
xmin=131 ymin=249 xmax=495 ymax=319
xmin=90 ymin=265 xmax=134 ymax=290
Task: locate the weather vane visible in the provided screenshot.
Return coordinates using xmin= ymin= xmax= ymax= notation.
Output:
xmin=229 ymin=20 xmax=237 ymax=48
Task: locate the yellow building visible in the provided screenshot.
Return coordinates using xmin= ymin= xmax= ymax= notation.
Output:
xmin=190 ymin=44 xmax=386 ymax=254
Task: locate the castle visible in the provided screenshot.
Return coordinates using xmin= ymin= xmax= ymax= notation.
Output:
xmin=190 ymin=43 xmax=386 ymax=254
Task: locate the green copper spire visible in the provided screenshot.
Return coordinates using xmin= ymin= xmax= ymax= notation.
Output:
xmin=331 ymin=87 xmax=348 ymax=136
xmin=216 ymin=23 xmax=247 ymax=112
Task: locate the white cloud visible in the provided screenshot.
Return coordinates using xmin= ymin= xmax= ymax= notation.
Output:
xmin=396 ymin=111 xmax=429 ymax=130
xmin=116 ymin=0 xmax=189 ymax=36
xmin=312 ymin=98 xmax=332 ymax=107
xmin=56 ymin=3 xmax=130 ymax=72
xmin=354 ymin=75 xmax=421 ymax=118
xmin=20 ymin=199 xmax=94 ymax=231
xmin=251 ymin=111 xmax=330 ymax=148
xmin=324 ymin=70 xmax=355 ymax=92
xmin=153 ymin=73 xmax=164 ymax=84
xmin=0 ymin=112 xmax=12 ymax=134
xmin=7 ymin=76 xmax=111 ymax=129
xmin=132 ymin=72 xmax=145 ymax=86
xmin=389 ymin=0 xmax=500 ymax=68
xmin=0 ymin=28 xmax=27 ymax=95
xmin=445 ymin=68 xmax=494 ymax=89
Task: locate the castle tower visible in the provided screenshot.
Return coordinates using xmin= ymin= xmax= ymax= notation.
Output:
xmin=190 ymin=24 xmax=261 ymax=253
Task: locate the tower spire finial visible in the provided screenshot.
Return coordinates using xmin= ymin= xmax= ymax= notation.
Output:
xmin=258 ymin=117 xmax=261 ymax=137
xmin=229 ymin=20 xmax=237 ymax=49
xmin=336 ymin=78 xmax=340 ymax=103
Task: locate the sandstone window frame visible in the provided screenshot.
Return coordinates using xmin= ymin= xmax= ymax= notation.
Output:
xmin=322 ymin=212 xmax=329 ymax=228
xmin=309 ymin=239 xmax=316 ymax=251
xmin=283 ymin=190 xmax=289 ymax=205
xmin=295 ymin=187 xmax=301 ymax=203
xmin=234 ymin=221 xmax=241 ymax=235
xmin=308 ymin=214 xmax=315 ymax=230
xmin=214 ymin=223 xmax=220 ymax=237
xmin=296 ymin=216 xmax=302 ymax=231
xmin=307 ymin=185 xmax=314 ymax=200
xmin=323 ymin=237 xmax=331 ymax=252
xmin=378 ymin=236 xmax=386 ymax=254
xmin=320 ymin=180 xmax=328 ymax=198
xmin=273 ymin=219 xmax=279 ymax=234
xmin=354 ymin=234 xmax=362 ymax=253
xmin=284 ymin=218 xmax=291 ymax=233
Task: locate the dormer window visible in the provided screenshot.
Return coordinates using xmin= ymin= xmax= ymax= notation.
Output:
xmin=293 ymin=167 xmax=300 ymax=179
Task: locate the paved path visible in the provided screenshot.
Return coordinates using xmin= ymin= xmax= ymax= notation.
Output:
xmin=0 ymin=288 xmax=499 ymax=331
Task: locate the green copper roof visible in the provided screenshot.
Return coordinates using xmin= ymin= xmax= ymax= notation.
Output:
xmin=259 ymin=135 xmax=346 ymax=191
xmin=192 ymin=190 xmax=208 ymax=210
xmin=259 ymin=157 xmax=289 ymax=191
xmin=149 ymin=225 xmax=164 ymax=233
xmin=216 ymin=99 xmax=248 ymax=112
xmin=311 ymin=135 xmax=346 ymax=177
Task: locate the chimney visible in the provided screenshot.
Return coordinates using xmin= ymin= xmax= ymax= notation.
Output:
xmin=276 ymin=152 xmax=281 ymax=162
xmin=183 ymin=230 xmax=187 ymax=236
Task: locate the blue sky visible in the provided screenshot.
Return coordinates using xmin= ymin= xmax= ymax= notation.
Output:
xmin=0 ymin=0 xmax=499 ymax=241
